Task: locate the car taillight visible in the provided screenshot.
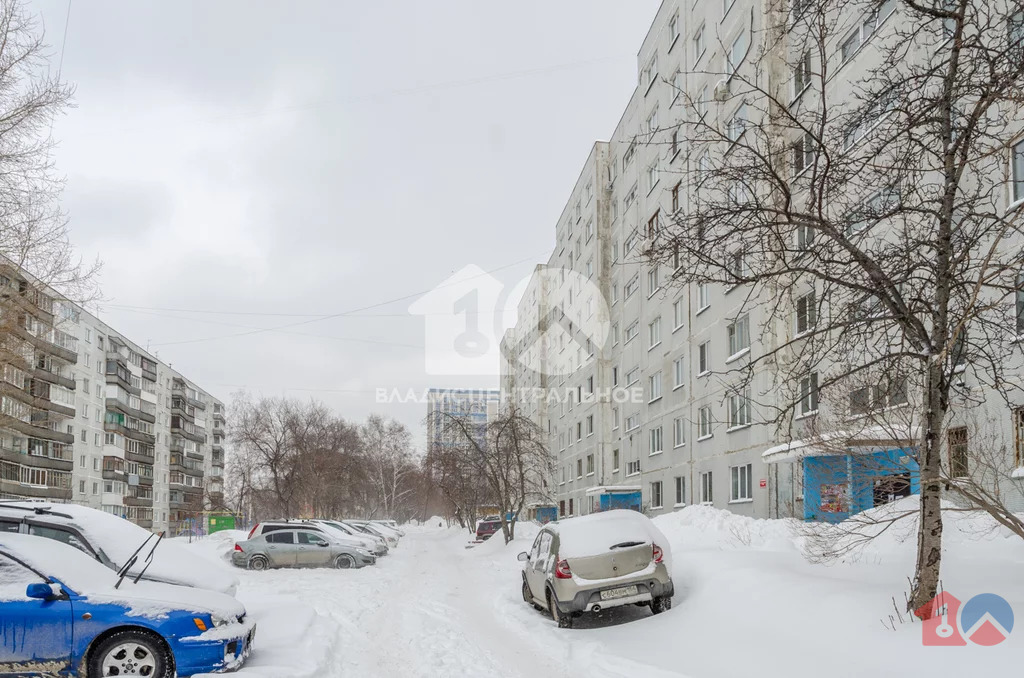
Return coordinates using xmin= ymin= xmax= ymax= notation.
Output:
xmin=554 ymin=558 xmax=572 ymax=579
xmin=234 ymin=544 xmax=243 ymax=552
xmin=653 ymin=544 xmax=664 ymax=564
xmin=247 ymin=525 xmax=258 ymax=539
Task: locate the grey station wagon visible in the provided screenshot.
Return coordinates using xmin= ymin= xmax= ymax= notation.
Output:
xmin=518 ymin=510 xmax=674 ymax=628
xmin=232 ymin=528 xmax=376 ymax=570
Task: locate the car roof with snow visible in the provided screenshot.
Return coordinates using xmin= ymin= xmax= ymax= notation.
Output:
xmin=544 ymin=510 xmax=670 ymax=560
xmin=0 ymin=501 xmax=239 ymax=595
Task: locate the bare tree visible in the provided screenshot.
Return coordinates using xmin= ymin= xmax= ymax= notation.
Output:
xmin=434 ymin=406 xmax=553 ymax=543
xmin=229 ymin=394 xmax=298 ymax=519
xmin=645 ymin=0 xmax=1024 ymax=614
xmin=361 ymin=414 xmax=415 ymax=520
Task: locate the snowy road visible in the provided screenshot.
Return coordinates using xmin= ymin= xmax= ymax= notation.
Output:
xmin=189 ymin=507 xmax=1023 ymax=678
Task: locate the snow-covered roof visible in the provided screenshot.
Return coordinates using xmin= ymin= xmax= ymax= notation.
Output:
xmin=762 ymin=426 xmax=918 ymax=463
xmin=584 ymin=485 xmax=641 ymax=496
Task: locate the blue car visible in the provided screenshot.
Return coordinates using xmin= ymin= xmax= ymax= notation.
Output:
xmin=0 ymin=533 xmax=255 ymax=677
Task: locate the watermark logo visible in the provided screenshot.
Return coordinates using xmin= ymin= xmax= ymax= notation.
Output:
xmin=410 ymin=264 xmax=608 ymax=377
xmin=919 ymin=591 xmax=1014 ymax=646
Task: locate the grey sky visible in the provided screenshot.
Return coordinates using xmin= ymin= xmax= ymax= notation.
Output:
xmin=34 ymin=0 xmax=662 ymax=448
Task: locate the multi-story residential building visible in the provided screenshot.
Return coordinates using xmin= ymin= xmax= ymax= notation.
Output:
xmin=425 ymin=388 xmax=500 ymax=450
xmin=0 ymin=264 xmax=227 ymax=534
xmin=502 ymin=0 xmax=1024 ymax=521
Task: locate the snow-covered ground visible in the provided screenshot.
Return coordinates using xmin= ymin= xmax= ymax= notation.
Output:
xmin=181 ymin=504 xmax=1024 ymax=677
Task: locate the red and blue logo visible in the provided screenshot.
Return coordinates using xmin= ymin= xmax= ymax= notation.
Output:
xmin=919 ymin=591 xmax=1014 ymax=646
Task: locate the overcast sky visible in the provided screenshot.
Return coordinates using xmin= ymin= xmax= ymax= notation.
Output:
xmin=33 ymin=0 xmax=662 ymax=448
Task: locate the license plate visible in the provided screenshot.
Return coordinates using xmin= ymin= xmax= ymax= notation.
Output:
xmin=600 ymin=585 xmax=638 ymax=601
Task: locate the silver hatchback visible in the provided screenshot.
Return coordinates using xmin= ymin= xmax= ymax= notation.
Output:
xmin=518 ymin=510 xmax=674 ymax=628
xmin=232 ymin=528 xmax=376 ymax=570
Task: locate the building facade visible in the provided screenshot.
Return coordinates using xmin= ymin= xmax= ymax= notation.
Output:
xmin=426 ymin=388 xmax=500 ymax=451
xmin=500 ymin=0 xmax=1024 ymax=520
xmin=0 ymin=267 xmax=227 ymax=535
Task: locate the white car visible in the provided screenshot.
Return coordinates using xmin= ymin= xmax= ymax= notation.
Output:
xmin=313 ymin=520 xmax=388 ymax=554
xmin=0 ymin=501 xmax=239 ymax=596
xmin=347 ymin=520 xmax=399 ymax=548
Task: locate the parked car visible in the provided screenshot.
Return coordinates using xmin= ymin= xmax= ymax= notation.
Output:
xmin=0 ymin=501 xmax=239 ymax=596
xmin=247 ymin=520 xmax=386 ymax=557
xmin=232 ymin=528 xmax=375 ymax=570
xmin=314 ymin=520 xmax=389 ymax=555
xmin=0 ymin=533 xmax=255 ymax=677
xmin=370 ymin=519 xmax=404 ymax=536
xmin=518 ymin=509 xmax=674 ymax=628
xmin=345 ymin=520 xmax=399 ymax=548
xmin=476 ymin=519 xmax=501 ymax=541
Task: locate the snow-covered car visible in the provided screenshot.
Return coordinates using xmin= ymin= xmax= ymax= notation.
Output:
xmin=370 ymin=519 xmax=404 ymax=536
xmin=313 ymin=520 xmax=389 ymax=555
xmin=248 ymin=520 xmax=387 ymax=556
xmin=0 ymin=533 xmax=255 ymax=677
xmin=345 ymin=520 xmax=399 ymax=548
xmin=518 ymin=510 xmax=674 ymax=628
xmin=0 ymin=501 xmax=239 ymax=596
xmin=232 ymin=528 xmax=375 ymax=570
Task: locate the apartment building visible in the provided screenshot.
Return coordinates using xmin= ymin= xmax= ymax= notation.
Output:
xmin=0 ymin=266 xmax=227 ymax=534
xmin=426 ymin=388 xmax=500 ymax=450
xmin=501 ymin=0 xmax=1024 ymax=520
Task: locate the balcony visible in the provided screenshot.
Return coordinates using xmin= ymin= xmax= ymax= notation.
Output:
xmin=212 ymin=410 xmax=225 ymax=423
xmin=169 ymin=454 xmax=204 ymax=477
xmin=106 ymin=396 xmax=156 ymax=425
xmin=124 ymin=494 xmax=153 ymax=507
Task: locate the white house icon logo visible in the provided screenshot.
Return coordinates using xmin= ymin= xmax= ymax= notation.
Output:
xmin=409 ymin=264 xmax=509 ymax=376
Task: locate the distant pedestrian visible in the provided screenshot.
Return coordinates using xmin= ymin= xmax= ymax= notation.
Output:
xmin=438 ymin=521 xmax=442 ymax=527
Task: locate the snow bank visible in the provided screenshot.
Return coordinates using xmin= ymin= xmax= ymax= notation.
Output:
xmin=652 ymin=505 xmax=800 ymax=553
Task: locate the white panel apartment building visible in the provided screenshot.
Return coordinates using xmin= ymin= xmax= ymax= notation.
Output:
xmin=501 ymin=0 xmax=1024 ymax=520
xmin=0 ymin=270 xmax=227 ymax=535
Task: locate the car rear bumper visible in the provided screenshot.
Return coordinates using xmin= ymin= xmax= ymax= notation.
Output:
xmin=555 ymin=578 xmax=674 ymax=614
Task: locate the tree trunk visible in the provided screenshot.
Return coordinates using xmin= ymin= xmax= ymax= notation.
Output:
xmin=909 ymin=361 xmax=946 ymax=617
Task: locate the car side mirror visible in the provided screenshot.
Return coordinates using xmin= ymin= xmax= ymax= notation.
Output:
xmin=317 ymin=542 xmax=329 ymax=547
xmin=26 ymin=582 xmax=61 ymax=600
xmin=517 ymin=552 xmax=529 ymax=562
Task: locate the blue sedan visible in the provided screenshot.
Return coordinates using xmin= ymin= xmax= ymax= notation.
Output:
xmin=0 ymin=533 xmax=255 ymax=677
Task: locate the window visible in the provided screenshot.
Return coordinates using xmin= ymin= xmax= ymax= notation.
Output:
xmin=82 ymin=404 xmax=88 ymax=420
xmin=586 ymin=454 xmax=595 ymax=475
xmin=1013 ymin=139 xmax=1024 ymax=205
xmin=649 ymin=426 xmax=663 ymax=455
xmin=1014 ymin=408 xmax=1024 ymax=467
xmin=675 ymin=476 xmax=686 ymax=505
xmin=701 ymin=471 xmax=714 ymax=503
xmin=585 ymin=218 xmax=594 ymax=241
xmin=266 ymin=531 xmax=295 ymax=544
xmin=671 ymin=74 xmax=684 ymax=111
xmin=650 ymin=481 xmax=664 ymax=508
xmin=649 ymin=372 xmax=663 ymax=401
xmin=1011 ymin=11 xmax=1024 ymax=66
xmin=796 ymin=223 xmax=815 ymax=251
xmin=727 ymin=315 xmax=750 ymax=358
xmin=668 ymin=12 xmax=680 ymax=45
xmin=673 ymin=358 xmax=685 ymax=389
xmin=841 ymin=29 xmax=862 ymax=63
xmin=728 ymin=31 xmax=747 ymax=74
xmin=800 ymin=373 xmax=819 ymax=416
xmin=1016 ymin=274 xmax=1024 ymax=335
xmin=793 ymin=51 xmax=811 ymax=97
xmin=728 ymin=249 xmax=746 ymax=282
xmin=624 ymin=274 xmax=640 ymax=299
xmin=647 ymin=108 xmax=659 ymax=136
xmin=627 ymin=459 xmax=641 ymax=476
xmin=698 ymin=342 xmax=710 ymax=375
xmin=727 ymin=104 xmax=747 ymax=141
xmin=647 ymin=267 xmax=660 ymax=296
xmin=697 ymin=87 xmax=708 ymax=120
xmin=586 ymin=414 xmax=594 ymax=436
xmin=649 ymin=317 xmax=662 ymax=348
xmin=693 ymin=24 xmax=705 ymax=63
xmin=613 ymin=407 xmax=620 ymax=429
xmin=673 ymin=299 xmax=684 ymax=329
xmin=80 ymin=428 xmax=87 ymax=443
xmin=626 ymin=414 xmax=639 ymax=431
xmin=647 ymin=162 xmax=659 ymax=193
xmin=697 ymin=283 xmax=710 ymax=312
xmin=613 ymin=448 xmax=620 ymax=471
xmin=671 ymin=182 xmax=681 ymax=212
xmin=626 ymin=368 xmax=640 ymax=386
xmin=625 ymin=321 xmax=639 ymax=343
xmin=643 ymin=54 xmax=658 ymax=90
xmin=297 ymin=532 xmax=328 ymax=546
xmin=731 ymin=463 xmax=753 ymax=501
xmin=586 ymin=258 xmax=593 ymax=278
xmin=698 ymin=406 xmax=713 ymax=439
xmin=673 ymin=417 xmax=685 ymax=447
xmin=948 ymin=427 xmax=968 ymax=478
xmin=577 ymin=459 xmax=583 ymax=478
xmin=792 ymin=132 xmax=815 ymax=174
xmin=576 ymin=421 xmax=583 ymax=441
xmin=796 ymin=291 xmax=816 ymax=334
xmin=729 ymin=388 xmax=752 ymax=428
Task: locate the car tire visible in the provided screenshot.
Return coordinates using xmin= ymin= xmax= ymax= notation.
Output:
xmin=88 ymin=628 xmax=174 ymax=678
xmin=335 ymin=554 xmax=356 ymax=569
xmin=522 ymin=578 xmax=533 ymax=605
xmin=650 ymin=595 xmax=672 ymax=614
xmin=248 ymin=555 xmax=269 ymax=571
xmin=548 ymin=590 xmax=573 ymax=629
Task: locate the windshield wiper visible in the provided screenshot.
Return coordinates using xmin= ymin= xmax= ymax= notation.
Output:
xmin=115 ymin=532 xmax=162 ymax=589
xmin=0 ymin=502 xmax=74 ymax=519
xmin=609 ymin=541 xmax=645 ymax=550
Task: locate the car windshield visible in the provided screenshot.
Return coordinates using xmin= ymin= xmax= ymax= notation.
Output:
xmin=0 ymin=533 xmax=120 ymax=593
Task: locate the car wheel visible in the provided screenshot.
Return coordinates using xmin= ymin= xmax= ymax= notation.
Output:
xmin=522 ymin=579 xmax=533 ymax=605
xmin=650 ymin=595 xmax=672 ymax=614
xmin=89 ymin=629 xmax=174 ymax=677
xmin=335 ymin=554 xmax=356 ymax=569
xmin=548 ymin=590 xmax=573 ymax=629
xmin=248 ymin=555 xmax=269 ymax=571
